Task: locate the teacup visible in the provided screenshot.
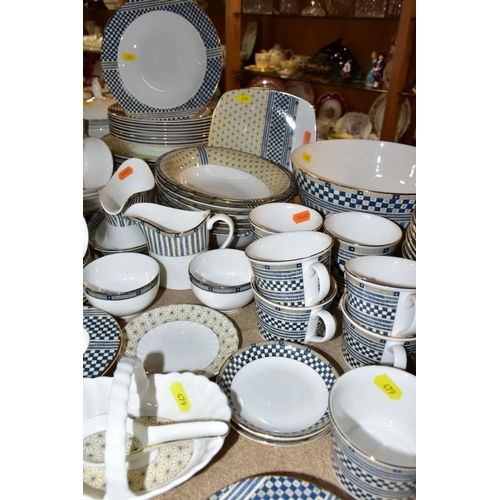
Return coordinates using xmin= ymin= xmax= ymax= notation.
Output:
xmin=323 ymin=212 xmax=403 ymax=297
xmin=255 ymin=52 xmax=271 ymax=69
xmin=340 ymin=293 xmax=416 ymax=370
xmin=244 ymin=231 xmax=333 ymax=307
xmin=290 ymin=54 xmax=310 ymax=67
xmin=123 ymin=203 xmax=234 ymax=290
xmin=252 ymin=275 xmax=337 ymax=345
xmin=344 ymin=255 xmax=416 ymax=337
xmin=328 ymin=365 xmax=416 ymax=500
xmin=248 ymin=202 xmax=323 ymax=241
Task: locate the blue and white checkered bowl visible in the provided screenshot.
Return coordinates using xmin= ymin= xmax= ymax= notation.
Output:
xmin=291 ymin=140 xmax=416 ymax=229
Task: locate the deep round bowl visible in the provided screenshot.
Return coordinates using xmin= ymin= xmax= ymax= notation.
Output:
xmin=291 ymin=140 xmax=416 ymax=229
xmin=83 ymin=252 xmax=160 ymax=319
xmin=188 ymin=249 xmax=254 ymax=314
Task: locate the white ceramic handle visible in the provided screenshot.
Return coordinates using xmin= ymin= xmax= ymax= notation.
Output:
xmin=387 ymin=343 xmax=407 ymax=370
xmin=393 ymin=293 xmax=416 ymax=337
xmin=103 ymin=356 xmax=140 ymax=500
xmin=207 ymin=213 xmax=235 ymax=249
xmin=304 ymin=309 xmax=337 ymax=344
xmin=306 ymin=262 xmax=330 ymax=305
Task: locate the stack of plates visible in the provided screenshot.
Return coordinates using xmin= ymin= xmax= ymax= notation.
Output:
xmin=216 ymin=342 xmax=339 ymax=446
xmin=154 ymin=146 xmax=296 ymax=249
xmin=402 ymin=207 xmax=416 ymax=260
xmin=83 ymin=184 xmax=105 ymax=217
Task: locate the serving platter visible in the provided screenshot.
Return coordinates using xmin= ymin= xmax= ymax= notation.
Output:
xmin=217 ymin=341 xmax=339 ymax=439
xmin=83 ymin=306 xmax=122 ymax=378
xmin=118 ymin=304 xmax=240 ymax=378
xmin=208 ymin=475 xmax=340 ymax=499
xmin=101 ymin=0 xmax=221 ymax=116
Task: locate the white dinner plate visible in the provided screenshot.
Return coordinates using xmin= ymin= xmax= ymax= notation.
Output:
xmin=217 ymin=341 xmax=339 ymax=438
xmin=208 ymin=88 xmax=316 ymax=172
xmin=118 ymin=304 xmax=240 ymax=378
xmin=101 ymin=0 xmax=221 ymax=116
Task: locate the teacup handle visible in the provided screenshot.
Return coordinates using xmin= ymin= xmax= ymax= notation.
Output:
xmin=207 ymin=214 xmax=235 ymax=249
xmin=393 ymin=293 xmax=416 ymax=337
xmin=305 ymin=309 xmax=337 ymax=344
xmin=306 ymin=261 xmax=330 ymax=305
xmin=386 ymin=343 xmax=407 ymax=370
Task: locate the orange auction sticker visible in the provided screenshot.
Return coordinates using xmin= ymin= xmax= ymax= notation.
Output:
xmin=303 ymin=131 xmax=311 ymax=145
xmin=292 ymin=210 xmax=311 ymax=224
xmin=118 ymin=166 xmax=134 ymax=180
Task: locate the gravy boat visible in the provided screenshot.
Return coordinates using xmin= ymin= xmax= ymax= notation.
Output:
xmin=123 ymin=203 xmax=235 ymax=289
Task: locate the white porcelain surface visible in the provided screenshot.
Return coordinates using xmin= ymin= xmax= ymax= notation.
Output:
xmin=118 ymin=304 xmax=239 ymax=378
xmin=188 ymin=249 xmax=254 ymax=313
xmin=329 ymin=365 xmax=416 ymax=467
xmin=249 ymin=202 xmax=323 ymax=239
xmin=98 ymin=159 xmax=155 ymax=215
xmin=83 ymin=368 xmax=231 ymax=499
xmin=324 ymin=212 xmax=403 ymax=247
xmin=292 ymin=140 xmax=416 ymax=195
xmin=83 ymin=137 xmax=113 ymax=190
xmin=83 ymin=253 xmax=160 ymax=319
xmin=83 ymin=216 xmax=89 ymax=258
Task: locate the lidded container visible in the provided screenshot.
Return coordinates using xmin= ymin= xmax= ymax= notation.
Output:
xmin=83 ymin=77 xmax=116 ymax=138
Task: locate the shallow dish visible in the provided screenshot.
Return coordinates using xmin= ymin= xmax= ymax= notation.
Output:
xmin=155 ymin=146 xmax=295 ymax=206
xmin=83 ymin=306 xmax=122 ymax=378
xmin=217 ymin=341 xmax=338 ymax=438
xmin=208 ymin=88 xmax=316 ymax=172
xmin=83 ymin=371 xmax=231 ymax=499
xmin=292 ymin=140 xmax=416 ymax=229
xmin=101 ymin=0 xmax=221 ymax=116
xmin=118 ymin=304 xmax=239 ymax=378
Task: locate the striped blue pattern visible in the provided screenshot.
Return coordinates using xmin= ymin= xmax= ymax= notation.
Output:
xmin=102 ymin=190 xmax=155 ymax=227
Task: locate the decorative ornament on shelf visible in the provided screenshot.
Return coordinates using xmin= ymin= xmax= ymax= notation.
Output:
xmin=372 ymin=53 xmax=385 ymax=89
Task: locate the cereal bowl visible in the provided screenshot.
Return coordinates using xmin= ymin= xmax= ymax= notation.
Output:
xmin=291 ymin=140 xmax=416 ymax=229
xmin=188 ymin=249 xmax=254 ymax=314
xmin=83 ymin=252 xmax=160 ymax=319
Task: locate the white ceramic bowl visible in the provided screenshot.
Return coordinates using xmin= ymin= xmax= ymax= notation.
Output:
xmin=83 ymin=137 xmax=114 ymax=189
xmin=188 ymin=249 xmax=254 ymax=314
xmin=83 ymin=369 xmax=231 ymax=499
xmin=83 ymin=252 xmax=160 ymax=319
xmin=291 ymin=140 xmax=416 ymax=229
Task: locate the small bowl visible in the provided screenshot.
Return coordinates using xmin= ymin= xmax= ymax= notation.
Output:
xmin=188 ymin=249 xmax=254 ymax=314
xmin=291 ymin=140 xmax=416 ymax=229
xmin=83 ymin=252 xmax=160 ymax=319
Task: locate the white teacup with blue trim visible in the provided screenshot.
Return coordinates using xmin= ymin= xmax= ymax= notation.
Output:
xmin=123 ymin=202 xmax=234 ymax=290
xmin=340 ymin=293 xmax=416 ymax=370
xmin=328 ymin=365 xmax=416 ymax=500
xmin=344 ymin=255 xmax=416 ymax=337
xmin=244 ymin=231 xmax=333 ymax=307
xmin=252 ymin=275 xmax=337 ymax=345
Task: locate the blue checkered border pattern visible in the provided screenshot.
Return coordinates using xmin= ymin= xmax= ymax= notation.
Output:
xmin=83 ymin=307 xmax=121 ymax=378
xmin=294 ymin=169 xmax=415 ymax=230
xmin=217 ymin=342 xmax=337 ymax=436
xmin=84 ymin=274 xmax=159 ymax=301
xmin=101 ymin=0 xmax=221 ymax=115
xmin=103 ymin=189 xmax=156 ymax=227
xmin=260 ymin=92 xmax=299 ymax=170
xmin=331 ymin=424 xmax=416 ymax=500
xmin=209 ymin=475 xmax=337 ymax=500
xmin=135 ymin=218 xmax=208 ymax=256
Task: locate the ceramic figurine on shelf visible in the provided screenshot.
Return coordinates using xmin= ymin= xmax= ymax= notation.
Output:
xmin=365 ymin=51 xmax=378 ymax=87
xmin=372 ymin=53 xmax=385 ymax=88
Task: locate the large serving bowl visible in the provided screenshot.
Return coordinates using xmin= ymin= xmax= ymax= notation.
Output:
xmin=83 ymin=252 xmax=160 ymax=319
xmin=291 ymin=140 xmax=416 ymax=229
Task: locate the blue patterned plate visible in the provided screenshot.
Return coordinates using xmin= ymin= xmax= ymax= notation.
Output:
xmin=208 ymin=475 xmax=339 ymax=500
xmin=83 ymin=306 xmax=122 ymax=378
xmin=101 ymin=0 xmax=221 ymax=116
xmin=217 ymin=341 xmax=339 ymax=439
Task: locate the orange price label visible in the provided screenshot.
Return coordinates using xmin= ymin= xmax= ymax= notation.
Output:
xmin=302 ymin=152 xmax=312 ymax=163
xmin=122 ymin=52 xmax=137 ymax=62
xmin=292 ymin=210 xmax=311 ymax=224
xmin=374 ymin=374 xmax=403 ymax=400
xmin=236 ymin=94 xmax=252 ymax=104
xmin=302 ymin=131 xmax=312 ymax=145
xmin=118 ymin=166 xmax=134 ymax=180
xmin=170 ymin=382 xmax=191 ymax=412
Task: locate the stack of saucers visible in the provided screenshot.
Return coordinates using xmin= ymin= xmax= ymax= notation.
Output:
xmin=154 ymin=146 xmax=296 ymax=249
xmin=402 ymin=207 xmax=416 ymax=260
xmin=216 ymin=341 xmax=339 ymax=446
xmin=83 ymin=185 xmax=104 ymax=217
